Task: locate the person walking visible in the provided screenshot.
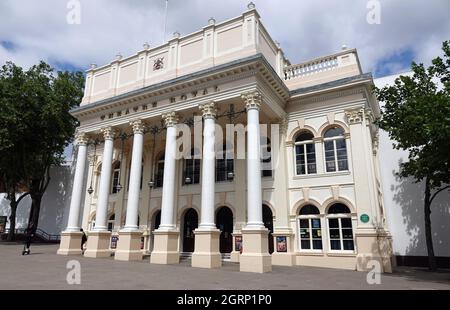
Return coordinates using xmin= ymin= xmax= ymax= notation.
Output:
xmin=80 ymin=228 xmax=87 ymax=254
xmin=22 ymin=222 xmax=34 ymax=255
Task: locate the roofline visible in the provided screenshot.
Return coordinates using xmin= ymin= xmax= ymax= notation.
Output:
xmin=72 ymin=53 xmax=289 ymax=115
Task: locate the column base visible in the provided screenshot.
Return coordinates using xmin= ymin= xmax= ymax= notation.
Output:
xmin=230 ymin=232 xmax=242 ymax=262
xmin=114 ymin=230 xmax=143 ymax=261
xmin=271 ymin=253 xmax=295 ymax=266
xmin=84 ymin=231 xmax=112 ymax=258
xmin=230 ymin=251 xmax=240 ymax=263
xmin=271 ymin=231 xmax=295 ymax=266
xmin=150 ymin=230 xmax=180 ymax=265
xmin=240 ymin=227 xmax=272 ymax=273
xmin=57 ymin=231 xmax=83 ymax=256
xmin=191 ymin=228 xmax=221 ymax=269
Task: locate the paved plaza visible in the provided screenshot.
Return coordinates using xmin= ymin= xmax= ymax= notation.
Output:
xmin=0 ymin=243 xmax=449 ymax=290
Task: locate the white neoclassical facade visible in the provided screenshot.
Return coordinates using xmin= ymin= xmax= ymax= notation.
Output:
xmin=57 ymin=4 xmax=393 ymax=273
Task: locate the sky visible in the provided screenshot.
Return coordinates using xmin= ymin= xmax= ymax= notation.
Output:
xmin=0 ymin=0 xmax=449 ymax=78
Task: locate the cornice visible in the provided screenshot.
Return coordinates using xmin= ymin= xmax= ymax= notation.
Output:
xmin=72 ymin=53 xmax=289 ymax=119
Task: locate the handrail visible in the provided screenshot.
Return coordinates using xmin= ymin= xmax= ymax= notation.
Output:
xmin=3 ymin=228 xmax=60 ymax=241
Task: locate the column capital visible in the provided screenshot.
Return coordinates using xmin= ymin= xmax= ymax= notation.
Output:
xmin=345 ymin=108 xmax=364 ymax=125
xmin=162 ymin=111 xmax=179 ymax=127
xmin=75 ymin=131 xmax=89 ymax=146
xmin=100 ymin=127 xmax=116 ymax=140
xmin=199 ymin=102 xmax=217 ymax=119
xmin=242 ymin=90 xmax=262 ymax=111
xmin=130 ymin=119 xmax=145 ymax=134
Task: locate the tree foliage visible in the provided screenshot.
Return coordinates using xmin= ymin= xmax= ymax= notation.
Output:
xmin=0 ymin=61 xmax=84 ymax=240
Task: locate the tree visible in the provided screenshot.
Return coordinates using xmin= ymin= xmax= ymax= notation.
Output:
xmin=0 ymin=61 xmax=84 ymax=240
xmin=374 ymin=41 xmax=450 ymax=271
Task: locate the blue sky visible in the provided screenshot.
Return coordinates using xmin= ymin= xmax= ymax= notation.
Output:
xmin=1 ymin=0 xmax=449 ymax=78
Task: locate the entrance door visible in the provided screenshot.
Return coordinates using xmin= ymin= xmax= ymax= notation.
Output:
xmin=216 ymin=207 xmax=233 ymax=253
xmin=263 ymin=205 xmax=274 ymax=254
xmin=182 ymin=208 xmax=198 ymax=252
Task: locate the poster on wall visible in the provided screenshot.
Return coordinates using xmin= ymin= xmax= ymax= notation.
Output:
xmin=110 ymin=236 xmax=119 ymax=249
xmin=276 ymin=236 xmax=287 ymax=252
xmin=235 ymin=236 xmax=242 ymax=253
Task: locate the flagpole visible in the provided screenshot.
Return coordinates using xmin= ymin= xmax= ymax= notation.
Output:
xmin=163 ymin=0 xmax=168 ymax=44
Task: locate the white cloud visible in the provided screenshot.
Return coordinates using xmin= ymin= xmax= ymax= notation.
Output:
xmin=1 ymin=0 xmax=449 ymax=77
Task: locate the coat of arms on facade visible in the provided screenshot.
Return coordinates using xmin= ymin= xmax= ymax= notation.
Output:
xmin=153 ymin=57 xmax=164 ymax=71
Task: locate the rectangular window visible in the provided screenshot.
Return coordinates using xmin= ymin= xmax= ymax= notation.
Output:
xmin=111 ymin=170 xmax=120 ymax=194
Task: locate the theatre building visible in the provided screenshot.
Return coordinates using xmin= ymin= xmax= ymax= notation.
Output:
xmin=58 ymin=3 xmax=393 ymax=273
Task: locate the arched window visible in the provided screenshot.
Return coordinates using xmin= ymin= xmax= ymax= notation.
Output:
xmin=295 ymin=131 xmax=316 ymax=175
xmin=261 ymin=137 xmax=272 ymax=177
xmin=327 ymin=203 xmax=354 ymax=251
xmin=216 ymin=143 xmax=234 ymax=182
xmin=111 ymin=162 xmax=121 ymax=194
xmin=323 ymin=126 xmax=348 ymax=172
xmin=298 ymin=205 xmax=322 ymax=250
xmin=107 ymin=214 xmax=115 ymax=232
xmin=155 ymin=152 xmax=165 ymax=188
xmin=184 ymin=148 xmax=201 ymax=185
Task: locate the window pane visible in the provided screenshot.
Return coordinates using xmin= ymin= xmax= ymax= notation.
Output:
xmin=311 ymin=218 xmax=321 ymax=228
xmin=343 ymin=240 xmax=354 ymax=251
xmin=324 ymin=127 xmax=344 ymax=138
xmin=295 ymin=132 xmax=314 ymax=142
xmin=312 ymin=228 xmax=321 ymax=239
xmin=300 ymin=219 xmax=309 ymax=227
xmin=300 ymin=228 xmax=310 ymax=239
xmin=341 ymin=218 xmax=353 ymax=227
xmin=306 ymin=143 xmax=317 ymax=174
xmin=342 ymin=228 xmax=353 ymax=239
xmin=330 ymin=240 xmax=341 ymax=250
xmin=329 ymin=228 xmax=340 ymax=239
xmin=324 ymin=141 xmax=336 ymax=172
xmin=299 ymin=205 xmax=320 ymax=215
xmin=156 ymin=162 xmax=164 ymax=187
xmin=312 ymin=240 xmax=323 ymax=250
xmin=328 ymin=218 xmax=339 ymax=228
xmin=328 ymin=204 xmax=350 ymax=214
xmin=216 ymin=159 xmax=226 ymax=182
xmin=301 ymin=240 xmax=311 ymax=250
xmin=194 ymin=159 xmax=201 ymax=184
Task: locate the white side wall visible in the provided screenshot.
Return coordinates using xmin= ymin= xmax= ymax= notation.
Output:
xmin=375 ymin=73 xmax=450 ymax=257
xmin=0 ymin=165 xmax=73 ymax=235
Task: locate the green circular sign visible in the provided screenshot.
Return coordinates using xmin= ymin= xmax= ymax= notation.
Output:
xmin=360 ymin=214 xmax=370 ymax=223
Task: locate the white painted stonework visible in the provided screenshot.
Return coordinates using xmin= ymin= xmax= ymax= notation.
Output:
xmin=52 ymin=5 xmax=398 ymax=272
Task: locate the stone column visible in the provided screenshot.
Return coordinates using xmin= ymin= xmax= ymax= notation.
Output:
xmin=84 ymin=127 xmax=115 ymax=258
xmin=57 ymin=132 xmax=89 ymax=256
xmin=115 ymin=120 xmax=145 ymax=261
xmin=192 ymin=102 xmax=221 ymax=269
xmin=240 ymin=90 xmax=272 ymax=273
xmin=150 ymin=111 xmax=180 ymax=264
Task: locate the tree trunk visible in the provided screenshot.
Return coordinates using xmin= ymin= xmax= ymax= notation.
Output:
xmin=28 ymin=192 xmax=42 ymax=233
xmin=424 ymin=178 xmax=437 ymax=271
xmin=7 ymin=198 xmax=17 ymax=241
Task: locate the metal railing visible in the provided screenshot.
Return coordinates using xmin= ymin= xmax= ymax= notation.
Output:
xmin=3 ymin=228 xmax=60 ymax=241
